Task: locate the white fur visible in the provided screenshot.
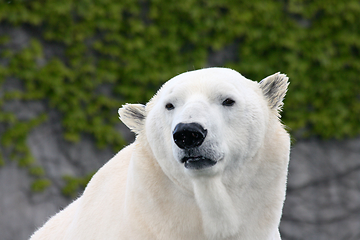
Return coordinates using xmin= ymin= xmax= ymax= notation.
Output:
xmin=30 ymin=67 xmax=290 ymax=240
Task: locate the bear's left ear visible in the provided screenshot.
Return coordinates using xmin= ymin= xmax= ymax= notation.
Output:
xmin=118 ymin=104 xmax=146 ymax=135
xmin=259 ymin=72 xmax=289 ymax=111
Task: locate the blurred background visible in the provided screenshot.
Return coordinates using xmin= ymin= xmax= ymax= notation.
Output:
xmin=0 ymin=0 xmax=359 ymax=239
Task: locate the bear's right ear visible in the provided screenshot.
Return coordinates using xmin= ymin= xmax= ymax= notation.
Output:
xmin=259 ymin=72 xmax=289 ymax=112
xmin=118 ymin=104 xmax=146 ymax=135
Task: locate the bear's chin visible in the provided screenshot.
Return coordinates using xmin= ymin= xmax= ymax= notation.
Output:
xmin=181 ymin=156 xmax=217 ymax=170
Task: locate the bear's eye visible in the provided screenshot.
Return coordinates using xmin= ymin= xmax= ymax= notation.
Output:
xmin=165 ymin=103 xmax=175 ymax=110
xmin=222 ymin=98 xmax=235 ymax=107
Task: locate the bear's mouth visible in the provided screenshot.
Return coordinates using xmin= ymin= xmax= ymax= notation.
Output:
xmin=181 ymin=156 xmax=217 ymax=170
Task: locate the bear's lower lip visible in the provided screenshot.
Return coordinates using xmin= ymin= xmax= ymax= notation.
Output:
xmin=181 ymin=157 xmax=217 ymax=170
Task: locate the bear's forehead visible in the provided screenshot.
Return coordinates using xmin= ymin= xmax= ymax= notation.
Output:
xmin=159 ymin=68 xmax=257 ymax=98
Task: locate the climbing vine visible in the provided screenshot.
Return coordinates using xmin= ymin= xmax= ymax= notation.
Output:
xmin=0 ymin=0 xmax=359 ymax=194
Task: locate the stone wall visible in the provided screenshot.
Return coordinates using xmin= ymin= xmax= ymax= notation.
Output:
xmin=281 ymin=137 xmax=360 ymax=240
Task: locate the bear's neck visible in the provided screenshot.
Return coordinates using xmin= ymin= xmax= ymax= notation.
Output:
xmin=190 ymin=149 xmax=286 ymax=239
xmin=192 ymin=176 xmax=240 ymax=239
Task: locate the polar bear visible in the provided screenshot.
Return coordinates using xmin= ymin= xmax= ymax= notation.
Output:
xmin=30 ymin=67 xmax=290 ymax=240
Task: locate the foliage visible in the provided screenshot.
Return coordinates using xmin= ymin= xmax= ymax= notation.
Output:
xmin=62 ymin=172 xmax=95 ymax=198
xmin=0 ymin=0 xmax=359 ymax=194
xmin=31 ymin=178 xmax=51 ymax=192
xmin=0 ymin=154 xmax=4 ymax=167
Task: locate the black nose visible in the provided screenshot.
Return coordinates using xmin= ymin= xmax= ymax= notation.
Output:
xmin=173 ymin=123 xmax=207 ymax=149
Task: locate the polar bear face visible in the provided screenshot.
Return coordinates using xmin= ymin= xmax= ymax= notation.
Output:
xmin=146 ymin=68 xmax=270 ymax=179
xmin=119 ymin=67 xmax=288 ymax=183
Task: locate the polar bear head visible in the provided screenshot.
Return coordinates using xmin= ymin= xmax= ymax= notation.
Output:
xmin=119 ymin=67 xmax=289 ymax=182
